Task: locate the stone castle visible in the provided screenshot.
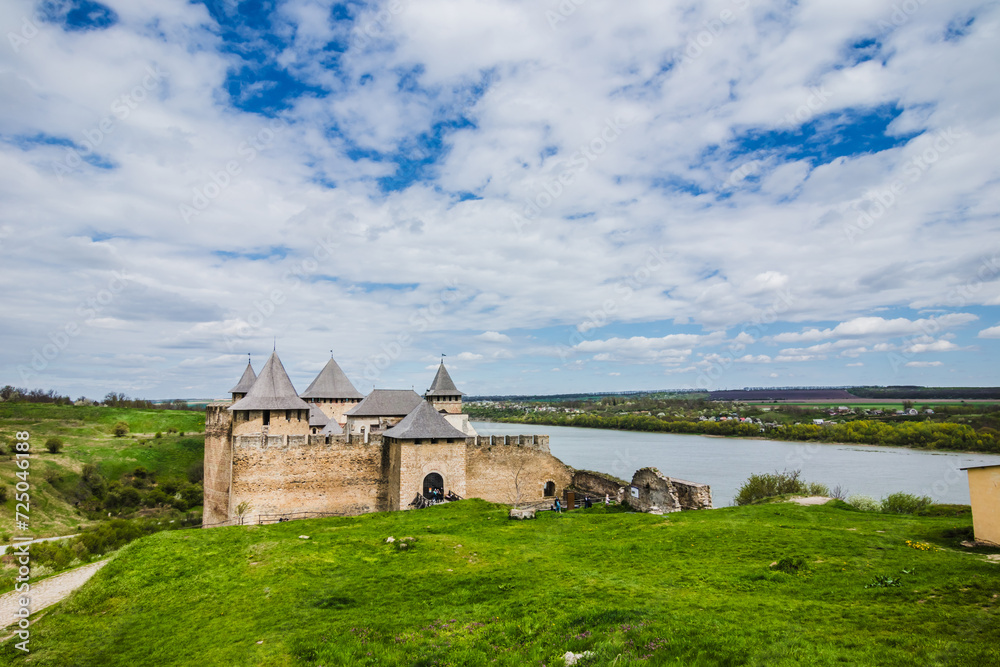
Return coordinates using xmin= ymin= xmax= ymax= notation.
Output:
xmin=203 ymin=353 xmax=573 ymax=525
xmin=203 ymin=352 xmax=712 ymax=526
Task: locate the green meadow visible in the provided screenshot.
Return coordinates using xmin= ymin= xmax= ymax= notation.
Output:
xmin=0 ymin=404 xmax=204 ymax=538
xmin=4 ymin=499 xmax=997 ymax=666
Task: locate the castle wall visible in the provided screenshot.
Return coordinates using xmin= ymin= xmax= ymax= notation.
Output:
xmin=572 ymin=470 xmax=628 ymax=503
xmin=229 ymin=434 xmax=387 ymax=518
xmin=429 ymin=397 xmax=463 ymax=414
xmin=388 ymin=440 xmax=468 ymax=510
xmin=232 ymin=409 xmax=310 ymax=437
xmin=203 ymin=403 xmax=234 ymax=526
xmin=465 ymin=435 xmax=572 ymax=506
xmin=312 ymin=398 xmax=361 ymax=424
xmin=672 ymin=478 xmax=713 ymax=510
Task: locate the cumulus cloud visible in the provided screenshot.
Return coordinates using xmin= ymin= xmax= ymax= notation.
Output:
xmin=1 ymin=0 xmax=998 ymax=396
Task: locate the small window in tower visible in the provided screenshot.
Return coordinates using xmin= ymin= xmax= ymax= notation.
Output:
xmin=263 ymin=411 xmax=270 ymax=426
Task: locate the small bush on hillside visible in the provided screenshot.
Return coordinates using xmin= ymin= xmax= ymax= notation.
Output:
xmin=45 ymin=437 xmax=64 ymax=453
xmin=847 ymin=495 xmax=880 ymax=512
xmin=112 ymin=421 xmax=129 ymax=437
xmin=830 ymin=485 xmax=847 ymax=500
xmin=735 ymin=470 xmax=813 ymax=505
xmin=805 ymin=482 xmax=830 ymax=496
xmin=880 ymin=492 xmax=932 ymax=515
xmin=154 ymin=431 xmax=162 ymax=439
xmin=0 ymin=485 xmax=7 ymax=503
xmin=167 ymin=427 xmax=177 ymax=434
xmin=772 ymin=556 xmax=807 ymax=574
xmin=187 ymin=461 xmax=204 ymax=484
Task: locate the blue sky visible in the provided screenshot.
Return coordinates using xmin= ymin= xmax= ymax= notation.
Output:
xmin=1 ymin=0 xmax=999 ymax=399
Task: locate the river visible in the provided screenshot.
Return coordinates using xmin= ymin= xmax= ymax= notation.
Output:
xmin=471 ymin=421 xmax=1000 ymax=506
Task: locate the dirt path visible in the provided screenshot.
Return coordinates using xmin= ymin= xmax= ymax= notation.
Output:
xmin=788 ymin=496 xmax=833 ymax=506
xmin=0 ymin=559 xmax=109 ymax=630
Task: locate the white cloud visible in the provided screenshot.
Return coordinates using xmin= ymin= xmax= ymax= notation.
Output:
xmin=455 ymin=352 xmax=483 ymax=361
xmin=477 ymin=331 xmax=511 ymax=343
xmin=905 ymin=361 xmax=944 ymax=368
xmin=978 ymin=325 xmax=1000 ymax=339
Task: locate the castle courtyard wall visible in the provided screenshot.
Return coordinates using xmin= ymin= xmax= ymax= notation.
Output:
xmin=230 ymin=435 xmax=387 ymax=517
xmin=465 ymin=435 xmax=572 ymax=505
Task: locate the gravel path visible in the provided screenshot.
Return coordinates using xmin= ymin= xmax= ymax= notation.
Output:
xmin=0 ymin=559 xmax=109 ymax=629
xmin=788 ymin=496 xmax=833 ymax=505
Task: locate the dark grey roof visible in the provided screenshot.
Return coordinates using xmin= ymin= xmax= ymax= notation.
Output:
xmin=383 ymin=400 xmax=469 ymax=440
xmin=425 ymin=362 xmax=464 ymax=397
xmin=345 ymin=389 xmax=423 ymax=417
xmin=309 ymin=406 xmax=330 ymax=428
xmin=229 ymin=362 xmax=257 ymax=394
xmin=300 ymin=357 xmax=364 ymax=400
xmin=229 ymin=352 xmax=312 ymax=412
xmin=321 ymin=420 xmax=344 ymax=436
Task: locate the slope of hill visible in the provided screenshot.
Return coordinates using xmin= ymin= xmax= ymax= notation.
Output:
xmin=0 ymin=404 xmax=205 ymax=538
xmin=4 ymin=500 xmax=997 ymax=666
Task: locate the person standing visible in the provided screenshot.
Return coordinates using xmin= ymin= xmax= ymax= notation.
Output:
xmin=554 ymin=498 xmax=562 ymax=513
xmin=604 ymin=493 xmax=609 ymax=506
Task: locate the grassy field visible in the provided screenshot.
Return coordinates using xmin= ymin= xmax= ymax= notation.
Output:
xmin=4 ymin=499 xmax=998 ymax=666
xmin=0 ymin=404 xmax=204 ymax=538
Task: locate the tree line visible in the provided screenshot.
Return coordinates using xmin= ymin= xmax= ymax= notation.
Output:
xmin=469 ymin=408 xmax=1000 ymax=454
xmin=0 ymin=386 xmax=196 ymax=410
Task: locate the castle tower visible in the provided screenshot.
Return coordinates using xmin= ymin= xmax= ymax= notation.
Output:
xmin=300 ymin=355 xmax=365 ymax=424
xmin=424 ymin=360 xmax=465 ymax=414
xmin=228 ymin=351 xmax=311 ymax=437
xmin=383 ymin=400 xmax=470 ymax=510
xmin=229 ymin=360 xmax=257 ymax=403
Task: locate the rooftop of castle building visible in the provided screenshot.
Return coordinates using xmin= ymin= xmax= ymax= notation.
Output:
xmin=346 ymin=389 xmax=423 ymax=417
xmin=300 ymin=356 xmax=364 ymax=400
xmin=424 ymin=361 xmax=464 ymax=397
xmin=229 ymin=352 xmax=313 ymax=412
xmin=229 ymin=361 xmax=257 ymax=395
xmin=382 ymin=400 xmax=469 ymax=440
xmin=309 ymin=405 xmax=330 ymax=428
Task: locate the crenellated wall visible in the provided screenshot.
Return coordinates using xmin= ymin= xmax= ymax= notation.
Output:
xmin=572 ymin=470 xmax=629 ymax=504
xmin=465 ymin=437 xmax=571 ymax=506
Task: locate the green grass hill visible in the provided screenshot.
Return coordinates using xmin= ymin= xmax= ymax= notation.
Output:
xmin=4 ymin=499 xmax=998 ymax=666
xmin=0 ymin=404 xmax=204 ymax=538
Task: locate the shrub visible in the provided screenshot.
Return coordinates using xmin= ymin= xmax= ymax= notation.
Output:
xmin=847 ymin=495 xmax=880 ymax=512
xmin=112 ymin=421 xmax=129 ymax=437
xmin=734 ymin=470 xmax=806 ymax=505
xmin=154 ymin=431 xmax=163 ymax=439
xmin=187 ymin=461 xmax=204 ymax=484
xmin=805 ymin=482 xmax=830 ymax=496
xmin=45 ymin=437 xmax=64 ymax=453
xmin=880 ymin=492 xmax=932 ymax=515
xmin=167 ymin=427 xmax=177 ymax=434
xmin=829 ymin=485 xmax=848 ymax=500
xmin=0 ymin=485 xmax=7 ymax=503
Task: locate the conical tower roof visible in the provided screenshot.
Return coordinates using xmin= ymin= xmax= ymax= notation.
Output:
xmin=300 ymin=357 xmax=364 ymax=400
xmin=383 ymin=400 xmax=469 ymax=440
xmin=229 ymin=352 xmax=311 ymax=412
xmin=425 ymin=361 xmax=464 ymax=397
xmin=229 ymin=361 xmax=257 ymax=394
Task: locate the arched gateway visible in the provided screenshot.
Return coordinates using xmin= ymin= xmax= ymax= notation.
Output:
xmin=422 ymin=472 xmax=444 ymax=499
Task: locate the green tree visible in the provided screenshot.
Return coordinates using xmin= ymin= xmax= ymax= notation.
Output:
xmin=45 ymin=437 xmax=64 ymax=454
